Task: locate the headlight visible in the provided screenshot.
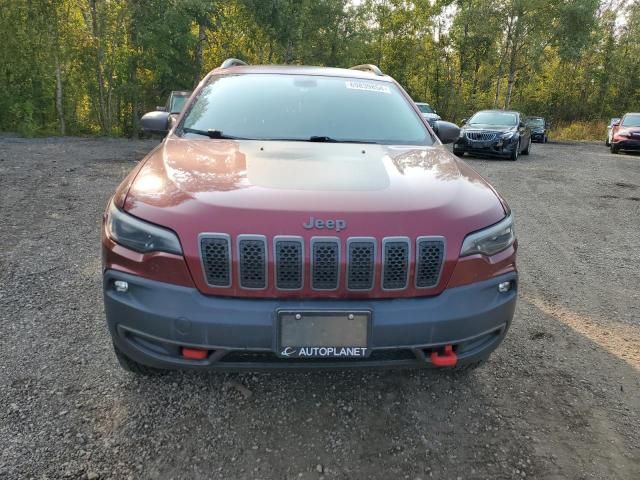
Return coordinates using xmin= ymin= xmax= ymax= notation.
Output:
xmin=501 ymin=131 xmax=517 ymax=139
xmin=460 ymin=213 xmax=515 ymax=257
xmin=105 ymin=202 xmax=182 ymax=255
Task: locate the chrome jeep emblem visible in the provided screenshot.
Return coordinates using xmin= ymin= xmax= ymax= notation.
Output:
xmin=303 ymin=216 xmax=347 ymax=232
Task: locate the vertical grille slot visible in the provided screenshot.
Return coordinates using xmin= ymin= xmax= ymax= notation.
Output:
xmin=274 ymin=237 xmax=303 ymax=290
xmin=415 ymin=237 xmax=445 ymax=288
xmin=347 ymin=238 xmax=375 ymax=291
xmin=311 ymin=238 xmax=340 ymax=290
xmin=382 ymin=237 xmax=410 ymax=290
xmin=237 ymin=235 xmax=267 ymax=289
xmin=200 ymin=234 xmax=231 ymax=287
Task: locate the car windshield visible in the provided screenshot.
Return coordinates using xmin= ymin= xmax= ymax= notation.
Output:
xmin=179 ymin=74 xmax=431 ymax=145
xmin=417 ymin=103 xmax=435 ymax=114
xmin=621 ymin=114 xmax=640 ymax=127
xmin=170 ymin=96 xmax=188 ymax=113
xmin=469 ymin=111 xmax=518 ymax=126
xmin=527 ymin=118 xmax=544 ymax=126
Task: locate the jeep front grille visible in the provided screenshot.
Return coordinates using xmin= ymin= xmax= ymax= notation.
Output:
xmin=415 ymin=237 xmax=445 ymax=288
xmin=311 ymin=238 xmax=340 ymax=290
xmin=200 ymin=234 xmax=231 ymax=287
xmin=237 ymin=235 xmax=267 ymax=289
xmin=347 ymin=238 xmax=376 ymax=290
xmin=466 ymin=132 xmax=497 ymax=141
xmin=274 ymin=237 xmax=304 ymax=290
xmin=382 ymin=238 xmax=410 ymax=290
xmin=198 ymin=234 xmax=445 ymax=292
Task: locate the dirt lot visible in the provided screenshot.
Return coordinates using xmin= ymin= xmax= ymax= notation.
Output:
xmin=0 ymin=136 xmax=639 ymax=479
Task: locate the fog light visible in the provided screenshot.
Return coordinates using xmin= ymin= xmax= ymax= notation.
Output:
xmin=114 ymin=280 xmax=129 ymax=293
xmin=498 ymin=281 xmax=512 ymax=293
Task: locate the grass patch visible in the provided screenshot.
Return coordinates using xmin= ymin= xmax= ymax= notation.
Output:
xmin=551 ymin=121 xmax=607 ymax=141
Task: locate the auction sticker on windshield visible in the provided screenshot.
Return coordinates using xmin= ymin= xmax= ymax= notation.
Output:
xmin=345 ymin=80 xmax=391 ymax=94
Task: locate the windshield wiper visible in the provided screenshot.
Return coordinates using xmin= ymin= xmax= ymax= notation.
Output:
xmin=309 ymin=135 xmax=337 ymax=142
xmin=182 ymin=127 xmax=247 ymax=140
xmin=308 ymin=136 xmax=378 ymax=144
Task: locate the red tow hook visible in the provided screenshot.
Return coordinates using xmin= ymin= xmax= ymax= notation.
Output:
xmin=181 ymin=347 xmax=209 ymax=360
xmin=431 ymin=345 xmax=458 ymax=367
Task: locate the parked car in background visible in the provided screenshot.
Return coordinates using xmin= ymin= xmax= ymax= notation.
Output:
xmin=143 ymin=91 xmax=192 ymax=137
xmin=104 ymin=59 xmax=517 ymax=374
xmin=610 ymin=113 xmax=640 ymax=154
xmin=453 ymin=110 xmax=531 ymax=161
xmin=415 ymin=102 xmax=441 ymax=126
xmin=606 ymin=117 xmax=621 ymax=146
xmin=525 ymin=116 xmax=549 ymax=143
xmin=158 ymin=90 xmax=191 ymax=114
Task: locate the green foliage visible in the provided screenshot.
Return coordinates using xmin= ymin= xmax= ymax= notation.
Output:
xmin=0 ymin=0 xmax=638 ymax=138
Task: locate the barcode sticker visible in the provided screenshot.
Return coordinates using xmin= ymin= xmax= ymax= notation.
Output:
xmin=345 ymin=80 xmax=391 ymax=94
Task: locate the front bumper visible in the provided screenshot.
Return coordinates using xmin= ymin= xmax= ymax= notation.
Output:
xmin=531 ymin=132 xmax=546 ymax=142
xmin=104 ymin=270 xmax=517 ymax=370
xmin=453 ymin=136 xmax=518 ymax=158
xmin=613 ymin=139 xmax=640 ymax=151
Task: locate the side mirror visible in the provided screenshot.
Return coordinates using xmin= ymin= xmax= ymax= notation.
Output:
xmin=612 ymin=121 xmax=620 ymax=127
xmin=433 ymin=120 xmax=460 ymax=144
xmin=460 ymin=118 xmax=467 ymax=124
xmin=141 ymin=111 xmax=170 ymax=135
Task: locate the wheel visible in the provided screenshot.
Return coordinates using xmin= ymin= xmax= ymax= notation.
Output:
xmin=522 ymin=137 xmax=531 ymax=155
xmin=610 ymin=143 xmax=620 ymax=154
xmin=509 ymin=140 xmax=520 ymax=161
xmin=544 ymin=135 xmax=548 ymax=144
xmin=605 ymin=137 xmax=610 ymax=147
xmin=113 ymin=344 xmax=166 ymax=376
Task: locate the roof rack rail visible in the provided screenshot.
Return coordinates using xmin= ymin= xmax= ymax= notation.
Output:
xmin=349 ymin=64 xmax=384 ymax=76
xmin=220 ymin=58 xmax=248 ymax=69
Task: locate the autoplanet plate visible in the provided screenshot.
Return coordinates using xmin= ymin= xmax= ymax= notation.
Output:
xmin=277 ymin=311 xmax=370 ymax=358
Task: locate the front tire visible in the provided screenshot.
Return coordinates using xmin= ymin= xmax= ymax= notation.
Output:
xmin=509 ymin=140 xmax=520 ymax=161
xmin=610 ymin=143 xmax=620 ymax=154
xmin=522 ymin=137 xmax=531 ymax=155
xmin=113 ymin=344 xmax=166 ymax=376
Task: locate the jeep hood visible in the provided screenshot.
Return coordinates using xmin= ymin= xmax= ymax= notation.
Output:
xmin=123 ymin=137 xmax=505 ymax=243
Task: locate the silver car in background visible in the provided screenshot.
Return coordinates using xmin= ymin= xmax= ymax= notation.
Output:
xmin=606 ymin=117 xmax=620 ymax=146
xmin=416 ymin=102 xmax=441 ymax=126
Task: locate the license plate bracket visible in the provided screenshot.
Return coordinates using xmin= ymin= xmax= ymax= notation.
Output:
xmin=277 ymin=310 xmax=370 ymax=359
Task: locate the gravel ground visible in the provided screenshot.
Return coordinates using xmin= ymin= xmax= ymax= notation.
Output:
xmin=0 ymin=136 xmax=639 ymax=480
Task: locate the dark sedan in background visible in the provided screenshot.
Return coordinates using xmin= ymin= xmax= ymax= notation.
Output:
xmin=453 ymin=110 xmax=532 ymax=161
xmin=526 ymin=116 xmax=549 ymax=143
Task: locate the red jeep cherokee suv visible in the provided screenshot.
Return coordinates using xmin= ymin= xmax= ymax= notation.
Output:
xmin=102 ymin=59 xmax=517 ymax=374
